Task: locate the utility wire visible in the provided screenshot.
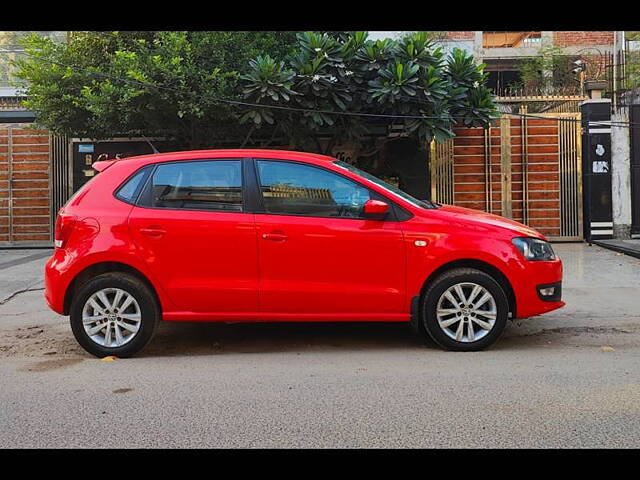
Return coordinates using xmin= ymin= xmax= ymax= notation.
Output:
xmin=15 ymin=50 xmax=640 ymax=129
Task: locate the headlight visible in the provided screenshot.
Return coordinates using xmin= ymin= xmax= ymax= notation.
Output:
xmin=511 ymin=237 xmax=556 ymax=261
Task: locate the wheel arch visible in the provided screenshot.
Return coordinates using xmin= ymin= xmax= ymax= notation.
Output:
xmin=63 ymin=261 xmax=162 ymax=316
xmin=419 ymin=259 xmax=517 ymax=319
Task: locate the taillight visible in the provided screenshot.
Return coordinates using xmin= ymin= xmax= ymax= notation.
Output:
xmin=54 ymin=210 xmax=77 ymax=248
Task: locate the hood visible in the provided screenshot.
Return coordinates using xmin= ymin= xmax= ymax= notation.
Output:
xmin=433 ymin=204 xmax=546 ymax=239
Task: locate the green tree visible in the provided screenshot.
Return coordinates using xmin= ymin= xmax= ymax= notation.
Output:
xmin=240 ymin=31 xmax=496 ymax=197
xmin=12 ymin=31 xmax=297 ymax=148
xmin=242 ymin=31 xmax=495 ymax=149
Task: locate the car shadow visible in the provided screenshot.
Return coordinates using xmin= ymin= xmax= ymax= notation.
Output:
xmin=136 ymin=320 xmax=571 ymax=358
xmin=139 ymin=321 xmax=434 ymax=357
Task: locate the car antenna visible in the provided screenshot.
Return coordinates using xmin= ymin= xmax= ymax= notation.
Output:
xmin=141 ymin=135 xmax=160 ymax=154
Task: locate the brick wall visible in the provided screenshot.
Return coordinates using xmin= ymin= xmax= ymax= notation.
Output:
xmin=0 ymin=125 xmax=51 ymax=244
xmin=441 ymin=31 xmax=614 ymax=47
xmin=450 ymin=118 xmax=561 ymax=237
xmin=444 ymin=31 xmax=475 ymax=40
xmin=553 ymin=31 xmax=614 ymax=47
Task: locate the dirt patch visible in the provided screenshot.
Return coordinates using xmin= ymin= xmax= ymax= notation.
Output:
xmin=20 ymin=357 xmax=85 ymax=372
xmin=0 ymin=323 xmax=84 ymax=358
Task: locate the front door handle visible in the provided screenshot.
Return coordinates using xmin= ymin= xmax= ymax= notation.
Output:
xmin=262 ymin=232 xmax=287 ymax=242
xmin=138 ymin=226 xmax=167 ymax=238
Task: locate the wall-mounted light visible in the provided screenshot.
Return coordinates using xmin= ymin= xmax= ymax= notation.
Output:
xmin=572 ymin=59 xmax=586 ymax=74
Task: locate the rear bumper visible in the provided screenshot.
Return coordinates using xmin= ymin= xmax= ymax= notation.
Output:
xmin=513 ymin=258 xmax=564 ymax=319
xmin=44 ymin=248 xmax=72 ymax=315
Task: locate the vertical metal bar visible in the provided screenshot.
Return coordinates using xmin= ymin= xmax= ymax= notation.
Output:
xmin=565 ymin=116 xmax=572 ymax=237
xmin=49 ymin=133 xmax=54 ymax=242
xmin=449 ymin=139 xmax=454 ymax=204
xmin=576 ymin=114 xmax=581 ymax=237
xmin=430 ymin=140 xmax=438 ymax=202
xmin=559 ymin=119 xmax=566 ymax=236
xmin=571 ymin=118 xmax=576 ymax=236
xmin=489 ymin=126 xmax=494 ymax=214
xmin=67 ymin=138 xmax=74 ymax=198
xmin=576 ymin=113 xmax=583 ymax=239
xmin=559 ymin=119 xmax=564 ymax=235
xmin=484 ymin=128 xmax=489 ymax=212
xmin=500 ymin=116 xmax=513 ymax=219
xmin=441 ymin=141 xmax=446 ymax=203
xmin=521 ymin=106 xmax=529 ymax=225
xmin=7 ymin=125 xmax=13 ymax=245
xmin=566 ymin=119 xmax=572 ymax=236
xmin=483 ymin=128 xmax=491 ymax=212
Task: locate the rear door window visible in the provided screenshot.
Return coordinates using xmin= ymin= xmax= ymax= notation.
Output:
xmin=144 ymin=160 xmax=243 ymax=212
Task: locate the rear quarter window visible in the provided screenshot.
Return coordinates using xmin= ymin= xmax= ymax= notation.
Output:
xmin=114 ymin=167 xmax=151 ymax=205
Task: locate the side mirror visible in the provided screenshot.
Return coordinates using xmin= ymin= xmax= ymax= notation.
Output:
xmin=363 ymin=199 xmax=389 ymax=220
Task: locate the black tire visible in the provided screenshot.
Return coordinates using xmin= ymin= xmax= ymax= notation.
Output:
xmin=420 ymin=268 xmax=509 ymax=352
xmin=69 ymin=272 xmax=160 ymax=358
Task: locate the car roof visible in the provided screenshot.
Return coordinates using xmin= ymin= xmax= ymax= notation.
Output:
xmin=119 ymin=149 xmax=338 ymax=166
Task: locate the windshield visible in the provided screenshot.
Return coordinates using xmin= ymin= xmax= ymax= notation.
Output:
xmin=334 ymin=161 xmax=437 ymax=209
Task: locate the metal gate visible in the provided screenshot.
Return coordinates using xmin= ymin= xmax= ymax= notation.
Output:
xmin=50 ymin=134 xmax=72 ymax=233
xmin=429 ymin=138 xmax=455 ymax=204
xmin=430 ymin=112 xmax=583 ymax=241
xmin=557 ymin=114 xmax=583 ymax=240
xmin=0 ymin=125 xmax=53 ymax=246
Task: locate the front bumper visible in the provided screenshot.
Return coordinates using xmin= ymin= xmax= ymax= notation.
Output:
xmin=513 ymin=258 xmax=564 ymax=319
xmin=536 ymin=281 xmax=562 ymax=302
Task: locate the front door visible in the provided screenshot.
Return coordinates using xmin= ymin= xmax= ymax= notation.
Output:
xmin=253 ymin=159 xmax=406 ymax=317
xmin=128 ymin=159 xmax=258 ymax=313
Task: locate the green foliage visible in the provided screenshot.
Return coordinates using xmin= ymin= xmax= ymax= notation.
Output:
xmin=12 ymin=31 xmax=495 ymax=152
xmin=515 ymin=46 xmax=576 ymax=92
xmin=626 ymin=32 xmax=640 ymax=41
xmin=241 ymin=31 xmax=496 ymax=150
xmin=625 ymin=51 xmax=640 ymax=91
xmin=12 ymin=31 xmax=297 ymax=148
xmin=621 ymin=34 xmax=640 ymax=91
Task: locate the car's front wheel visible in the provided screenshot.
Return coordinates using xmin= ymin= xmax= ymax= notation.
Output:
xmin=421 ymin=268 xmax=509 ymax=351
xmin=69 ymin=272 xmax=160 ymax=358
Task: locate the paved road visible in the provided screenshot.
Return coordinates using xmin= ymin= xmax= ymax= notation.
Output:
xmin=0 ymin=244 xmax=639 ymax=448
xmin=0 ymin=249 xmax=50 ymax=305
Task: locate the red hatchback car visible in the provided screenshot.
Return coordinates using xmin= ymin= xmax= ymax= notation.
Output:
xmin=45 ymin=149 xmax=564 ymax=357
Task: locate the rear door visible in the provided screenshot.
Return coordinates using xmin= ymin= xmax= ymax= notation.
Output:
xmin=128 ymin=159 xmax=258 ymax=314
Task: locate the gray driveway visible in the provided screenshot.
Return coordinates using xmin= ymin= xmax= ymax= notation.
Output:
xmin=0 ymin=243 xmax=639 ymax=448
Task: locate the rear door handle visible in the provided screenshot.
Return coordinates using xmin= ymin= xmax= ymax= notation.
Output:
xmin=262 ymin=232 xmax=287 ymax=242
xmin=139 ymin=226 xmax=167 ymax=238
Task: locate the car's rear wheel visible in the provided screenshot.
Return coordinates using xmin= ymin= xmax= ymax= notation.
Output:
xmin=70 ymin=273 xmax=160 ymax=358
xmin=420 ymin=268 xmax=509 ymax=351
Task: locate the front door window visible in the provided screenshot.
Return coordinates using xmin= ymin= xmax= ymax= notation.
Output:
xmin=256 ymin=160 xmax=371 ymax=218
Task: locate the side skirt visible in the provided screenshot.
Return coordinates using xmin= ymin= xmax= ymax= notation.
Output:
xmin=162 ymin=312 xmax=410 ymax=322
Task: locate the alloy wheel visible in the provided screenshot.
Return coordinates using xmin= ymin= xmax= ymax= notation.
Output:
xmin=435 ymin=282 xmax=497 ymax=343
xmin=81 ymin=288 xmax=142 ymax=348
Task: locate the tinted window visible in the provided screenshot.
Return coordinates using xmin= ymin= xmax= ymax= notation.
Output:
xmin=150 ymin=160 xmax=243 ymax=212
xmin=256 ymin=160 xmax=371 ymax=218
xmin=115 ymin=168 xmax=148 ymax=204
xmin=334 ymin=160 xmax=436 ymax=209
